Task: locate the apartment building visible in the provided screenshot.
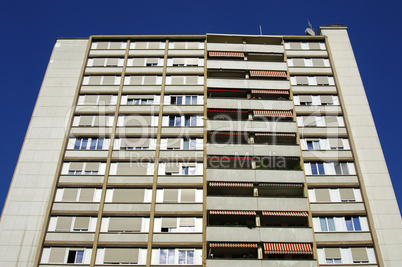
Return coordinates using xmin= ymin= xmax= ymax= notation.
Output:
xmin=0 ymin=25 xmax=401 ymax=267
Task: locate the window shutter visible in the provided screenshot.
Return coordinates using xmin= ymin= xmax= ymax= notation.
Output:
xmin=312 ymin=58 xmax=325 ymax=67
xmin=173 ymin=58 xmax=185 ymax=65
xmin=340 ymin=188 xmax=355 ymax=201
xmin=316 ymin=76 xmax=329 ymax=85
xmin=320 ymin=95 xmax=333 ymax=104
xmin=112 ymin=189 xmax=145 ymax=203
xmin=106 ymin=58 xmax=119 ymax=66
xmin=289 ymin=42 xmax=302 ymax=49
xmin=132 ymin=58 xmax=145 ymax=66
xmin=186 ymin=58 xmax=199 ymax=65
xmin=325 ymin=116 xmax=339 ymax=127
xmin=148 ymin=42 xmax=160 ymax=49
xmin=121 ymin=138 xmax=150 ymax=148
xmin=309 ymin=43 xmax=321 ymax=50
xmin=147 ymin=58 xmax=159 ymax=64
xmin=104 ymin=248 xmax=139 ymax=264
xmin=303 ymin=116 xmax=317 ymax=126
xmin=93 ymin=116 xmax=107 ymax=126
xmin=296 ymin=76 xmax=308 ymax=85
xmin=292 ymin=58 xmax=305 ymax=67
xmin=93 ymin=58 xmax=105 ymax=66
xmin=315 ymin=189 xmax=331 ymax=202
xmin=79 ymin=116 xmax=93 ymax=126
xmin=69 ymin=162 xmax=84 ymax=171
xmin=79 ymin=189 xmax=95 ymax=202
xmin=135 ymin=42 xmax=148 ymax=49
xmin=325 ymin=248 xmax=341 ymax=258
xmin=187 ymin=43 xmax=199 ymax=49
xmin=129 ymin=76 xmax=142 ymax=85
xmin=165 ymin=163 xmax=180 ymax=173
xmin=329 ymin=139 xmax=343 ymax=148
xmin=103 ymin=76 xmax=116 ymax=85
xmin=55 ymin=217 xmax=72 ymax=231
xmin=88 ymin=76 xmax=102 ymax=85
xmin=48 ymin=247 xmax=67 ymax=263
xmin=186 ymin=76 xmax=198 ymax=85
xmin=85 ymin=162 xmax=99 ymax=171
xmin=181 ymin=189 xmax=196 ymax=202
xmin=143 ymin=76 xmax=157 ymax=85
xmin=174 ymin=42 xmax=186 ymax=49
xmin=180 ymin=218 xmax=195 ymax=226
xmin=163 ymin=189 xmax=179 ymax=202
xmin=172 ymin=76 xmax=185 ymax=84
xmin=97 ymin=42 xmax=109 ymax=49
xmin=167 ymin=138 xmax=181 ymax=149
xmin=299 ymin=95 xmax=312 ymax=102
xmin=108 ymin=217 xmax=142 ymax=232
xmin=124 ymin=116 xmax=151 ymax=126
xmin=62 ymin=188 xmax=78 ymax=202
xmin=84 ymin=95 xmax=98 ymax=105
xmin=162 ymin=218 xmax=177 ymax=228
xmin=116 ymin=162 xmax=148 ymax=175
xmin=351 ymin=248 xmax=368 ymax=262
xmin=98 ymin=95 xmax=111 ymax=105
xmin=74 ymin=217 xmax=90 ymax=230
xmin=109 ymin=42 xmax=122 ymax=49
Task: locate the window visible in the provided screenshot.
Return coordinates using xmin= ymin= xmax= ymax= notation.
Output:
xmin=160 ymin=249 xmax=175 ymax=264
xmin=307 ymin=140 xmax=320 ymax=150
xmin=319 ymin=217 xmax=335 ymax=231
xmin=345 ymin=217 xmax=362 ymax=231
xmin=178 ymin=250 xmax=194 ymax=264
xmin=334 ymin=162 xmax=349 ymax=175
xmin=171 ymin=95 xmax=198 ymax=105
xmin=183 ymin=139 xmax=196 ymax=150
xmin=185 ymin=115 xmax=197 ymax=126
xmin=74 ymin=138 xmax=104 ymax=150
xmin=326 ymin=258 xmax=342 ymax=264
xmin=127 ymin=98 xmax=154 ymax=105
xmin=182 ymin=166 xmax=196 ymax=175
xmin=310 ymin=162 xmax=325 ymax=175
xmin=67 ymin=250 xmax=84 ymax=264
xmin=169 ymin=115 xmax=182 ymax=126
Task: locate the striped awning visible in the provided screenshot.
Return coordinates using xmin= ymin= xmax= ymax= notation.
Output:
xmin=208 ymin=156 xmax=252 ymax=160
xmin=210 ymin=243 xmax=258 ymax=248
xmin=251 ymin=89 xmax=289 ymax=95
xmin=250 ymin=70 xmax=287 ymax=78
xmin=208 ymin=132 xmax=249 ymax=136
xmin=209 ymin=88 xmax=247 ymax=93
xmin=263 ymin=243 xmax=312 ymax=254
xmin=209 ymin=182 xmax=253 ymax=187
xmin=253 ymin=110 xmax=293 ymax=117
xmin=259 ymin=183 xmax=303 ymax=187
xmin=255 ymin=132 xmax=296 ymax=137
xmin=209 ymin=109 xmax=248 ymax=113
xmin=210 ymin=210 xmax=256 ymax=216
xmin=209 ymin=51 xmax=245 ymax=58
xmin=262 ymin=211 xmax=308 ymax=217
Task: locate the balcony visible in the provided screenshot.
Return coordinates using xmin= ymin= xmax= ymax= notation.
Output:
xmin=207 ymin=43 xmax=284 ymax=54
xmin=98 ymin=233 xmax=149 ymax=244
xmin=206 ymin=259 xmax=317 ymax=267
xmin=207 ymin=120 xmax=297 ymax=133
xmin=207 ymin=98 xmax=293 ymax=111
xmin=207 ymin=144 xmax=300 ymax=157
xmin=45 ymin=232 xmax=95 ymax=243
xmin=310 ymin=202 xmax=365 ymax=213
xmin=207 ymin=155 xmax=300 ymax=171
xmin=315 ymin=231 xmax=372 ymax=243
xmin=207 ymin=78 xmax=290 ymax=90
xmin=207 ymin=60 xmax=287 ymax=72
xmin=206 ymin=169 xmax=305 ymax=184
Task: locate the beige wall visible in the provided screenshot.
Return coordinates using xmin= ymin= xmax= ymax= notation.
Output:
xmin=321 ymin=26 xmax=402 ymax=267
xmin=0 ymin=39 xmax=88 ymax=266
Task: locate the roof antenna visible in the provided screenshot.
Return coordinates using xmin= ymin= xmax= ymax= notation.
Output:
xmin=305 ymin=20 xmax=315 ymax=36
xmin=259 ymin=25 xmax=263 ymax=35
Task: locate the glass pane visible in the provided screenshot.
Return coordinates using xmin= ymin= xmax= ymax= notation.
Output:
xmin=190 ymin=116 xmax=197 ymax=126
xmin=341 ymin=163 xmax=349 ymax=174
xmin=346 ymin=218 xmax=354 ymax=231
xmin=160 ymin=250 xmax=167 ymax=264
xmin=75 ymin=251 xmax=84 ymax=263
xmin=187 ymin=250 xmax=194 ymax=264
xmin=353 ymin=217 xmax=361 ymax=231
xmin=191 ymin=96 xmax=197 ymax=105
xmin=175 ymin=117 xmax=182 ymax=126
xmin=81 ymin=139 xmax=88 ymax=149
xmin=327 ymin=218 xmax=335 ymax=231
xmin=177 ymin=97 xmax=182 ymax=105
xmin=311 ymin=164 xmax=318 ymax=175
xmin=178 ymin=251 xmax=186 ymax=264
xmin=189 ymin=167 xmax=196 ymax=175
xmin=90 ymin=139 xmax=97 ymax=149
xmin=67 ymin=251 xmax=76 ymax=263
xmin=74 ymin=139 xmax=81 ymax=149
xmin=183 ymin=140 xmax=189 ymax=150
xmin=184 ymin=117 xmax=190 ymax=127
xmin=183 ymin=167 xmax=189 ymax=175
xmin=190 ymin=139 xmax=196 ymax=150
xmin=168 ymin=250 xmax=175 ymax=264
xmin=320 ymin=218 xmax=328 ymax=231
xmin=185 ymin=96 xmax=191 ymax=104
xmin=134 ymin=99 xmax=140 ymax=105
xmin=169 ymin=116 xmax=174 ymax=126
xmin=307 ymin=141 xmax=314 ymax=150
xmin=313 ymin=141 xmax=320 ymax=149
xmin=318 ymin=163 xmax=325 ymax=174
xmin=97 ymin=139 xmax=103 ymax=149
xmin=335 ymin=164 xmax=342 ymax=175
xmin=334 ymin=258 xmax=342 ymax=263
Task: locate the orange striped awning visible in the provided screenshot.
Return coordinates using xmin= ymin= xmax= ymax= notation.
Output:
xmin=210 ymin=243 xmax=258 ymax=248
xmin=208 ymin=132 xmax=249 ymax=136
xmin=251 ymin=89 xmax=289 ymax=95
xmin=250 ymin=70 xmax=287 ymax=78
xmin=209 ymin=51 xmax=245 ymax=58
xmin=209 ymin=109 xmax=248 ymax=113
xmin=255 ymin=132 xmax=295 ymax=137
xmin=263 ymin=243 xmax=312 ymax=254
xmin=259 ymin=183 xmax=303 ymax=187
xmin=209 ymin=182 xmax=253 ymax=187
xmin=253 ymin=110 xmax=293 ymax=117
xmin=210 ymin=210 xmax=256 ymax=216
xmin=209 ymin=88 xmax=247 ymax=93
xmin=262 ymin=211 xmax=308 ymax=217
xmin=208 ymin=156 xmax=252 ymax=160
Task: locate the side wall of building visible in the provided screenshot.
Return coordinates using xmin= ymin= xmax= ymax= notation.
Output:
xmin=321 ymin=26 xmax=402 ymax=267
xmin=0 ymin=39 xmax=88 ymax=267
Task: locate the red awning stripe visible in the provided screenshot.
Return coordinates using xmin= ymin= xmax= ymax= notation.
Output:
xmin=209 ymin=51 xmax=245 ymax=58
xmin=262 ymin=211 xmax=308 ymax=217
xmin=210 ymin=210 xmax=256 ymax=216
xmin=251 ymin=89 xmax=289 ymax=95
xmin=259 ymin=183 xmax=303 ymax=187
xmin=263 ymin=243 xmax=312 ymax=254
xmin=209 ymin=88 xmax=247 ymax=93
xmin=209 ymin=156 xmax=252 ymax=160
xmin=210 ymin=243 xmax=258 ymax=248
xmin=209 ymin=109 xmax=248 ymax=113
xmin=209 ymin=182 xmax=254 ymax=187
xmin=250 ymin=70 xmax=287 ymax=78
xmin=253 ymin=110 xmax=293 ymax=117
xmin=254 ymin=132 xmax=296 ymax=137
xmin=208 ymin=132 xmax=249 ymax=136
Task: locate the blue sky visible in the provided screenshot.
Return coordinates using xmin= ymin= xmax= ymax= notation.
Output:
xmin=0 ymin=0 xmax=401 ymax=212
